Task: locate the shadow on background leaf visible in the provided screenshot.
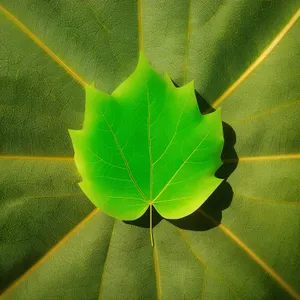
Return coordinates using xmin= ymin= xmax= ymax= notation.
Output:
xmin=124 ymin=90 xmax=239 ymax=231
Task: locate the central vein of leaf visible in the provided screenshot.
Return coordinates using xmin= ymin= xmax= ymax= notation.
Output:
xmin=146 ymin=82 xmax=155 ymax=246
xmin=147 ymin=83 xmax=153 ymax=202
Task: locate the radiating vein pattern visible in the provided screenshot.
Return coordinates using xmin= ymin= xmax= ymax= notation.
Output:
xmin=239 ymin=154 xmax=300 ymax=162
xmin=0 ymin=209 xmax=100 ymax=298
xmin=199 ymin=210 xmax=300 ymax=300
xmin=223 ymin=154 xmax=300 ymax=163
xmin=211 ymin=9 xmax=300 ymax=108
xmin=0 ymin=5 xmax=87 ymax=87
xmin=153 ymin=245 xmax=162 ymax=299
xmin=2 ymin=1 xmax=299 ymax=298
xmin=137 ymin=0 xmax=144 ymax=50
xmin=0 ymin=155 xmax=74 ymax=161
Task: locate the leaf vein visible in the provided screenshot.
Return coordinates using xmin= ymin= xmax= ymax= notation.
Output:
xmin=153 ymin=93 xmax=190 ymax=166
xmin=0 ymin=208 xmax=100 ymax=298
xmin=153 ymin=129 xmax=211 ymax=202
xmin=87 ymin=147 xmax=127 ymax=170
xmin=0 ymin=5 xmax=87 ymax=87
xmin=198 ymin=209 xmax=300 ymax=300
xmin=100 ymin=108 xmax=148 ymax=201
xmin=210 ymin=9 xmax=300 ymax=109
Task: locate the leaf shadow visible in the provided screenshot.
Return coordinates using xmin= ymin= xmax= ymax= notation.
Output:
xmin=124 ymin=89 xmax=239 ymax=232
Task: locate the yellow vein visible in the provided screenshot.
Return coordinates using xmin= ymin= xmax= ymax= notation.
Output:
xmin=153 ymin=244 xmax=162 ymax=300
xmin=0 ymin=155 xmax=74 ymax=161
xmin=137 ymin=0 xmax=144 ymax=51
xmin=153 ymin=130 xmax=210 ymax=202
xmin=0 ymin=208 xmax=100 ymax=299
xmin=98 ymin=219 xmax=116 ymax=300
xmin=224 ymin=153 xmax=300 ymax=163
xmin=228 ymin=99 xmax=300 ymax=125
xmin=0 ymin=5 xmax=87 ymax=87
xmin=211 ymin=9 xmax=300 ymax=109
xmin=239 ymin=154 xmax=300 ymax=162
xmin=198 ymin=209 xmax=300 ymax=300
xmin=100 ymin=110 xmax=148 ymax=201
xmin=235 ymin=193 xmax=300 ymax=207
xmin=183 ymin=0 xmax=192 ymax=84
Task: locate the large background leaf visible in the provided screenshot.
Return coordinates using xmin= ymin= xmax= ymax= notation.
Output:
xmin=0 ymin=1 xmax=299 ymax=299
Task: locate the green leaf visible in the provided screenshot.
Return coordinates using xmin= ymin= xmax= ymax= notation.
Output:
xmin=1 ymin=1 xmax=300 ymax=300
xmin=69 ymin=51 xmax=223 ymax=224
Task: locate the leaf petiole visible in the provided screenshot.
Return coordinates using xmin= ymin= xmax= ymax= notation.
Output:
xmin=150 ymin=202 xmax=154 ymax=247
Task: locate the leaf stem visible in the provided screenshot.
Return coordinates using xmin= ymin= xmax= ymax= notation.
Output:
xmin=150 ymin=203 xmax=154 ymax=247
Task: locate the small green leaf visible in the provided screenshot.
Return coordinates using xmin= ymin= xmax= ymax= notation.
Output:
xmin=69 ymin=51 xmax=224 ymax=229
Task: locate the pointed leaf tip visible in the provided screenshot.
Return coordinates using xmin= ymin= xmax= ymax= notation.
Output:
xmin=179 ymin=79 xmax=195 ymax=94
xmin=212 ymin=107 xmax=222 ymax=118
xmin=184 ymin=79 xmax=195 ymax=90
xmin=165 ymin=72 xmax=175 ymax=87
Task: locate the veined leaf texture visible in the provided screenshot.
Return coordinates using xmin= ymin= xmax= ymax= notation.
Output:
xmin=0 ymin=1 xmax=299 ymax=299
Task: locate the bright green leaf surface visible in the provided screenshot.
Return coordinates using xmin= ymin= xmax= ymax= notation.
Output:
xmin=69 ymin=52 xmax=223 ymax=221
xmin=0 ymin=1 xmax=300 ymax=300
